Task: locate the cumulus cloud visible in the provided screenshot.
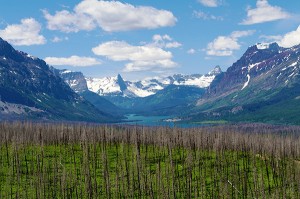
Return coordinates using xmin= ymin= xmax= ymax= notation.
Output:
xmin=165 ymin=42 xmax=182 ymax=48
xmin=51 ymin=36 xmax=69 ymax=43
xmin=0 ymin=18 xmax=46 ymax=46
xmin=43 ymin=0 xmax=177 ymax=33
xmin=150 ymin=34 xmax=182 ymax=49
xmin=43 ymin=10 xmax=96 ymax=33
xmin=206 ymin=30 xmax=255 ymax=56
xmin=45 ymin=56 xmax=101 ymax=67
xmin=193 ymin=11 xmax=224 ymax=21
xmin=258 ymin=26 xmax=300 ymax=48
xmin=92 ymin=41 xmax=177 ymax=72
xmin=278 ymin=26 xmax=300 ymax=48
xmin=198 ymin=0 xmax=220 ymax=7
xmin=187 ymin=48 xmax=196 ymax=54
xmin=241 ymin=0 xmax=290 ymax=25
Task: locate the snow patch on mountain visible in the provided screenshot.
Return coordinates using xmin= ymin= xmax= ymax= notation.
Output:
xmin=126 ymin=81 xmax=159 ymax=97
xmin=256 ymin=43 xmax=270 ymax=50
xmin=242 ymin=74 xmax=250 ymax=90
xmin=61 ymin=70 xmax=72 ymax=74
xmin=86 ymin=76 xmax=122 ymax=95
xmin=26 ymin=53 xmax=37 ymax=60
xmin=248 ymin=61 xmax=263 ymax=71
xmin=173 ymin=75 xmax=215 ymax=88
xmin=282 ymin=61 xmax=298 ymax=71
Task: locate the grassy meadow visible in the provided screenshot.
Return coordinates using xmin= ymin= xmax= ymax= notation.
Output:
xmin=0 ymin=122 xmax=300 ymax=198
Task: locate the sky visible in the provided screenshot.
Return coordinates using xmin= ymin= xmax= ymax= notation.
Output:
xmin=0 ymin=0 xmax=300 ymax=80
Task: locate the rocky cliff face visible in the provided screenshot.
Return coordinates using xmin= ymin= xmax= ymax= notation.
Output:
xmin=207 ymin=43 xmax=286 ymax=97
xmin=58 ymin=70 xmax=89 ymax=93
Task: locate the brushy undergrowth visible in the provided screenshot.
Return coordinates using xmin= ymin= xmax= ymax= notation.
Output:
xmin=0 ymin=122 xmax=300 ymax=198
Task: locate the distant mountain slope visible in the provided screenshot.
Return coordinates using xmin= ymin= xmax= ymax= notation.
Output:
xmin=58 ymin=70 xmax=123 ymax=116
xmin=132 ymin=85 xmax=205 ymax=115
xmin=191 ymin=42 xmax=300 ymax=124
xmin=0 ymin=38 xmax=118 ymax=122
xmin=85 ymin=66 xmax=221 ymax=98
xmin=61 ymin=66 xmax=221 ymax=116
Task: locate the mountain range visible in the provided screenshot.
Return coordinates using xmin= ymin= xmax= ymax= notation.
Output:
xmin=1 ymin=36 xmax=300 ymax=125
xmin=191 ymin=42 xmax=300 ymax=124
xmin=68 ymin=65 xmax=221 ymax=98
xmin=59 ymin=66 xmax=221 ymax=115
xmin=0 ymin=38 xmax=118 ymax=122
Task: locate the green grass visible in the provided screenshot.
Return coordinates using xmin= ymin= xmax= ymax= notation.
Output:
xmin=0 ymin=123 xmax=300 ymax=198
xmin=193 ymin=120 xmax=228 ymax=124
xmin=0 ymin=142 xmax=298 ymax=198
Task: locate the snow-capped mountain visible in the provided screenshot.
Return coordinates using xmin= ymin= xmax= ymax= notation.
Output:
xmin=206 ymin=42 xmax=292 ymax=97
xmin=193 ymin=42 xmax=300 ymax=124
xmin=86 ymin=66 xmax=222 ymax=98
xmin=58 ymin=70 xmax=89 ymax=93
xmin=86 ymin=74 xmax=134 ymax=96
xmin=56 ymin=69 xmax=123 ymax=115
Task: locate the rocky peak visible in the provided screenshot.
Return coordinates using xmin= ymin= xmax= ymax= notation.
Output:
xmin=59 ymin=70 xmax=89 ymax=93
xmin=255 ymin=42 xmax=281 ymax=51
xmin=117 ymin=74 xmax=127 ymax=91
xmin=208 ymin=66 xmax=222 ymax=76
xmin=227 ymin=42 xmax=284 ymax=74
xmin=0 ymin=37 xmax=25 ymax=62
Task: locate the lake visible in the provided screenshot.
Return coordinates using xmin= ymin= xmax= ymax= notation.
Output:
xmin=119 ymin=114 xmax=205 ymax=128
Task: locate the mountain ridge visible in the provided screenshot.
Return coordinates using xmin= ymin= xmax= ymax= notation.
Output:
xmin=191 ymin=42 xmax=300 ymax=124
xmin=58 ymin=69 xmax=124 ymax=116
xmin=59 ymin=66 xmax=221 ymax=116
xmin=82 ymin=65 xmax=222 ymax=98
xmin=0 ymin=37 xmax=119 ymax=122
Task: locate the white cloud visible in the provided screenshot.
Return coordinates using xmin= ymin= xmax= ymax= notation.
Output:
xmin=260 ymin=35 xmax=283 ymax=42
xmin=43 ymin=10 xmax=96 ymax=33
xmin=198 ymin=0 xmax=220 ymax=7
xmin=165 ymin=42 xmax=182 ymax=48
xmin=230 ymin=30 xmax=254 ymax=38
xmin=45 ymin=56 xmax=101 ymax=67
xmin=187 ymin=48 xmax=196 ymax=54
xmin=51 ymin=36 xmax=69 ymax=43
xmin=241 ymin=0 xmax=290 ymax=25
xmin=150 ymin=34 xmax=182 ymax=49
xmin=43 ymin=0 xmax=177 ymax=33
xmin=193 ymin=11 xmax=224 ymax=21
xmin=0 ymin=18 xmax=46 ymax=46
xmin=258 ymin=26 xmax=300 ymax=48
xmin=206 ymin=30 xmax=254 ymax=56
xmin=92 ymin=41 xmax=177 ymax=72
xmin=152 ymin=34 xmax=172 ymax=42
xmin=278 ymin=25 xmax=300 ymax=48
xmin=206 ymin=37 xmax=240 ymax=56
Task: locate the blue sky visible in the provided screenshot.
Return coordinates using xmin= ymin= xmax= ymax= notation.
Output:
xmin=0 ymin=0 xmax=300 ymax=80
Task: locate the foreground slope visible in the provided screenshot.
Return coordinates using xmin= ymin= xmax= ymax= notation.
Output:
xmin=0 ymin=38 xmax=117 ymax=122
xmin=1 ymin=123 xmax=300 ymax=198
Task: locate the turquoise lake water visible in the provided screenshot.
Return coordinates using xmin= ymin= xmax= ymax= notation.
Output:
xmin=119 ymin=114 xmax=203 ymax=128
